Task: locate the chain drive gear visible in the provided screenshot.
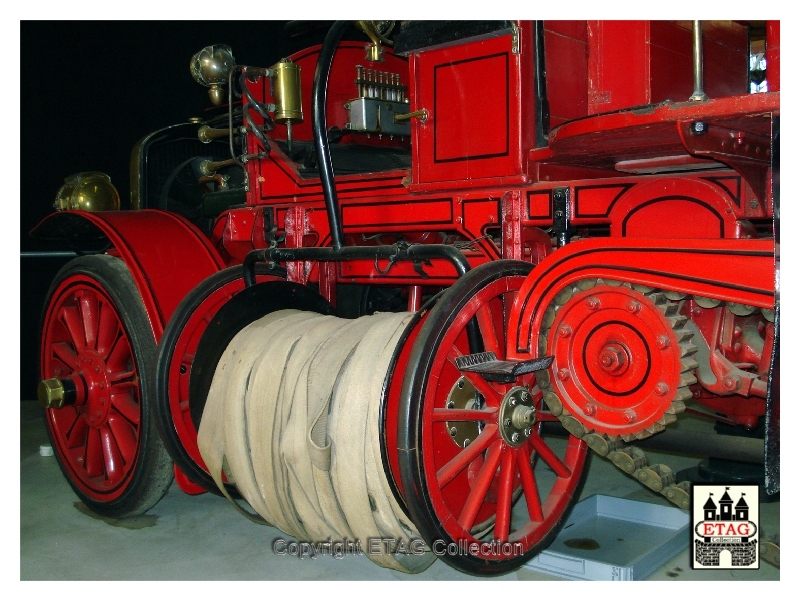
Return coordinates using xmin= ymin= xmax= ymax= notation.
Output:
xmin=536 ymin=278 xmax=700 ymax=510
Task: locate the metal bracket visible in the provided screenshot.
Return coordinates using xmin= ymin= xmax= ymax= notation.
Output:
xmin=552 ymin=187 xmax=574 ymax=248
xmin=679 ymin=120 xmax=772 ymax=201
xmin=413 ymin=259 xmax=432 ymax=279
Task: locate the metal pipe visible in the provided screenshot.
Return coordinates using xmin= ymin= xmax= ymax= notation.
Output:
xmin=408 ymin=285 xmax=423 ymax=312
xmin=689 ymin=20 xmax=709 ymax=101
xmin=242 ymin=242 xmax=470 ymax=288
xmin=21 ymin=251 xmax=78 ymax=258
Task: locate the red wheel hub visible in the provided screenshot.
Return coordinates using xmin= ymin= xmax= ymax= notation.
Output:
xmin=548 ymin=285 xmax=682 ymax=437
xmin=42 ymin=279 xmax=142 ymax=501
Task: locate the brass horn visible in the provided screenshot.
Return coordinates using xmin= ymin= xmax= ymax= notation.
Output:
xmin=197 ymin=125 xmax=238 ymax=143
xmin=199 ymin=158 xmax=238 ymax=176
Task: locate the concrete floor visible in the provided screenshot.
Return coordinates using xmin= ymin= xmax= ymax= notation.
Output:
xmin=20 ymin=400 xmax=780 ymax=582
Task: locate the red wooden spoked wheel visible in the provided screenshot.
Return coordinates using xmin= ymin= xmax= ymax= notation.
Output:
xmin=40 ymin=255 xmax=172 ymax=518
xmin=153 ymin=266 xmax=333 ymax=493
xmin=399 ymin=260 xmax=588 ymax=575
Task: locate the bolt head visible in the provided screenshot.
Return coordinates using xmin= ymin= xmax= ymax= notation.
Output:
xmin=692 ymin=121 xmax=707 ymax=134
xmin=585 ymin=404 xmax=597 ymax=416
xmin=586 ymin=297 xmax=600 ymax=310
xmin=511 ymin=433 xmax=520 ymax=443
xmin=509 ymin=397 xmax=517 ymax=406
xmin=557 ymin=369 xmax=571 ymax=381
xmin=449 ymin=427 xmax=457 ymax=437
xmin=655 ymin=382 xmax=669 ymax=396
xmin=524 ymin=428 xmax=532 ymax=436
xmin=504 ymin=419 xmax=512 ymax=428
xmin=627 ymin=300 xmax=641 ymax=314
xmin=656 ymin=335 xmax=670 ymax=349
xmin=624 ymin=410 xmax=636 ymax=423
xmin=559 ymin=325 xmax=572 ymax=338
xmin=722 ymin=375 xmax=740 ymax=391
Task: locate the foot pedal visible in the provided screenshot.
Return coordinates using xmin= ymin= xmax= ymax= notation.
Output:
xmin=454 ymin=351 xmax=553 ymax=383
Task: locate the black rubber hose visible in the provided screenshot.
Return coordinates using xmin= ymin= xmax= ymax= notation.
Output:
xmin=312 ymin=20 xmax=350 ymax=250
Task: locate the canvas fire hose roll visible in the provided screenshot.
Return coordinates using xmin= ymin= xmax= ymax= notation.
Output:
xmin=197 ymin=309 xmax=435 ymax=573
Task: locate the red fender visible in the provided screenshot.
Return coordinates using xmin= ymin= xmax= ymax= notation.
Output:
xmin=31 ymin=209 xmax=225 ymax=339
xmin=507 ymin=237 xmax=775 ymax=359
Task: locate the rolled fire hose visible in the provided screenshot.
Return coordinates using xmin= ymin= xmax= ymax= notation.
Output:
xmin=197 ymin=309 xmax=435 ymax=573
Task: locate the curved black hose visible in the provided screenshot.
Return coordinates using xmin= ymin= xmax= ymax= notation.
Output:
xmin=313 ymin=20 xmax=350 ymax=250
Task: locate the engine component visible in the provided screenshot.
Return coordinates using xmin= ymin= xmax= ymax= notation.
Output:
xmin=345 ymin=65 xmax=410 ymax=136
xmin=54 ymin=172 xmax=120 ymax=212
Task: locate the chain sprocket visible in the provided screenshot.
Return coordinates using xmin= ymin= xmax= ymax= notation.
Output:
xmin=536 ymin=279 xmax=698 ymax=509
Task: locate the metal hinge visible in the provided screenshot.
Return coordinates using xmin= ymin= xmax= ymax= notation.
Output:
xmin=511 ymin=22 xmax=520 ymax=55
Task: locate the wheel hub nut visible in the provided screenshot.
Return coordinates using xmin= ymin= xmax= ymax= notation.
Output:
xmin=598 ymin=344 xmax=628 ymax=374
xmin=499 ymin=387 xmax=536 ymax=447
xmin=38 ymin=378 xmax=66 ymax=409
xmin=511 ymin=405 xmax=536 ymax=429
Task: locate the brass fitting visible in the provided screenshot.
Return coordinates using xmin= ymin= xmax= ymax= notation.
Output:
xmin=38 ymin=378 xmax=66 ymax=409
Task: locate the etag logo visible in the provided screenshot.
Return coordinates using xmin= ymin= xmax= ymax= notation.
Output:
xmin=692 ymin=485 xmax=759 ymax=569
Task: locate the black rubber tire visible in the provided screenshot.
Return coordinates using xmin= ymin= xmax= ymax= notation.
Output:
xmin=398 ymin=260 xmax=588 ymax=576
xmin=40 ymin=255 xmax=173 ymax=519
xmin=153 ymin=265 xmax=333 ymax=494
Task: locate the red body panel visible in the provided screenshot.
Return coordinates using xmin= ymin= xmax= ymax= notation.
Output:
xmin=586 ymin=21 xmax=748 ymax=114
xmin=410 ymin=26 xmax=534 ymax=185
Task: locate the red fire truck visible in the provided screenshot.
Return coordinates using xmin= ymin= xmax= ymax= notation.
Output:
xmin=34 ymin=20 xmax=779 ymax=575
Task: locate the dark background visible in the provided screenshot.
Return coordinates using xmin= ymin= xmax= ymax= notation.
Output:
xmin=19 ymin=20 xmax=365 ymax=397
